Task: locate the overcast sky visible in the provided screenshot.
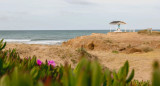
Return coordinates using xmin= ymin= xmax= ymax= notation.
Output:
xmin=0 ymin=0 xmax=159 ymax=30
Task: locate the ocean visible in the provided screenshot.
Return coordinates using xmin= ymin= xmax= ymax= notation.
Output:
xmin=0 ymin=30 xmax=111 ymax=45
xmin=0 ymin=30 xmax=147 ymax=45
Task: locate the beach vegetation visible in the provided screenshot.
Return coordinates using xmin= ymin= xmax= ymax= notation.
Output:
xmin=131 ymin=80 xmax=150 ymax=86
xmin=0 ymin=39 xmax=160 ymax=86
xmin=112 ymin=50 xmax=119 ymax=54
xmin=61 ymin=55 xmax=66 ymax=59
xmin=104 ymin=39 xmax=112 ymax=43
xmin=127 ymin=48 xmax=142 ymax=54
xmin=142 ymin=47 xmax=153 ymax=53
xmin=0 ymin=39 xmax=6 ymax=51
xmin=76 ymin=47 xmax=91 ymax=58
xmin=143 ymin=42 xmax=150 ymax=45
xmin=127 ymin=44 xmax=132 ymax=48
xmin=71 ymin=59 xmax=77 ymax=64
xmin=138 ymin=29 xmax=150 ymax=34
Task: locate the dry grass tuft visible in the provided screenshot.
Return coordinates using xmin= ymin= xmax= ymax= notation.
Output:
xmin=142 ymin=47 xmax=153 ymax=53
xmin=76 ymin=47 xmax=97 ymax=60
xmin=127 ymin=48 xmax=142 ymax=54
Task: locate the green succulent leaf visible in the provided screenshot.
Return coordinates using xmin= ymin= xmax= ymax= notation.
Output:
xmin=126 ymin=69 xmax=134 ymax=83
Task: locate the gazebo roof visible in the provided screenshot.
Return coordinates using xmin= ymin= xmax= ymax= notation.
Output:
xmin=109 ymin=21 xmax=126 ymax=25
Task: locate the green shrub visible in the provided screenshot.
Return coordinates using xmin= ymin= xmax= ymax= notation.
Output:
xmin=112 ymin=50 xmax=119 ymax=54
xmin=131 ymin=80 xmax=151 ymax=86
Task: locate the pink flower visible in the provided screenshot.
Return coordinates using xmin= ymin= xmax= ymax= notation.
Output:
xmin=48 ymin=60 xmax=56 ymax=67
xmin=37 ymin=59 xmax=42 ymax=66
xmin=25 ymin=57 xmax=29 ymax=60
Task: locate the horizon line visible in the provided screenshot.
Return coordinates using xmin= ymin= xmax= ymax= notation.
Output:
xmin=0 ymin=29 xmax=160 ymax=31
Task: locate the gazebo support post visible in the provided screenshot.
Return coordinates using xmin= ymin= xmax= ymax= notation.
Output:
xmin=110 ymin=27 xmax=111 ymax=32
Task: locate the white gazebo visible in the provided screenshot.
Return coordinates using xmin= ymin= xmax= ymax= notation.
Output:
xmin=109 ymin=21 xmax=127 ymax=32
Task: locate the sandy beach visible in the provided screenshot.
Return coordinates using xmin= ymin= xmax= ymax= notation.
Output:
xmin=5 ymin=32 xmax=160 ymax=81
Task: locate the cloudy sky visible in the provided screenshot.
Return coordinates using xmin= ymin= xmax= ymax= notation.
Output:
xmin=0 ymin=0 xmax=159 ymax=30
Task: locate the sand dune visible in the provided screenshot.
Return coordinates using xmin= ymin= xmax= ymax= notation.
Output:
xmin=63 ymin=32 xmax=160 ymax=52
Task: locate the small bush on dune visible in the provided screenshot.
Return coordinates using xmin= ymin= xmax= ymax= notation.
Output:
xmin=127 ymin=47 xmax=153 ymax=54
xmin=138 ymin=29 xmax=149 ymax=34
xmin=76 ymin=47 xmax=98 ymax=61
xmin=112 ymin=50 xmax=119 ymax=54
xmin=127 ymin=48 xmax=142 ymax=54
xmin=142 ymin=47 xmax=153 ymax=53
xmin=76 ymin=47 xmax=92 ymax=58
xmin=104 ymin=39 xmax=112 ymax=44
xmin=127 ymin=44 xmax=132 ymax=48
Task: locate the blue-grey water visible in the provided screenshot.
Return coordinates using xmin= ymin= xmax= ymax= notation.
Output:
xmin=0 ymin=30 xmax=141 ymax=45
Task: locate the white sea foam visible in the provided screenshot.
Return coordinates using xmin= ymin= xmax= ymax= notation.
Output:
xmin=4 ymin=39 xmax=64 ymax=45
xmin=26 ymin=40 xmax=63 ymax=45
xmin=4 ymin=39 xmax=31 ymax=42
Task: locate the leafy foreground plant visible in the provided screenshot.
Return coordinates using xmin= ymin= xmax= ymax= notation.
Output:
xmin=0 ymin=39 xmax=153 ymax=86
xmin=152 ymin=61 xmax=160 ymax=86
